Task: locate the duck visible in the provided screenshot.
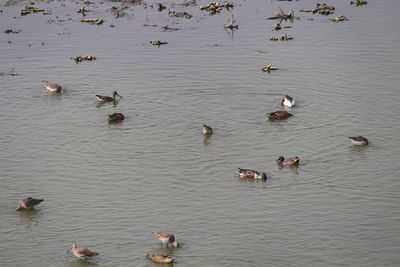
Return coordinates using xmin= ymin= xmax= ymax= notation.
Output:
xmin=96 ymin=91 xmax=122 ymax=102
xmin=108 ymin=113 xmax=125 ymax=122
xmin=281 ymin=95 xmax=295 ymax=107
xmin=348 ymin=136 xmax=368 ymax=145
xmin=67 ymin=242 xmax=99 ymax=260
xmin=236 ymin=168 xmax=267 ymax=180
xmin=42 ymin=80 xmax=62 ymax=92
xmin=268 ymin=111 xmax=292 ymax=120
xmin=276 ymin=156 xmax=300 ymax=166
xmin=202 ymin=123 xmax=213 ymax=135
xmin=16 ymin=197 xmax=44 ymax=211
xmin=146 ymin=254 xmax=175 ymax=264
xmin=152 ymin=232 xmax=180 ymax=247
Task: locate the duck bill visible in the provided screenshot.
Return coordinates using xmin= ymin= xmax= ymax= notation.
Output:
xmin=66 ymin=248 xmax=71 ymax=254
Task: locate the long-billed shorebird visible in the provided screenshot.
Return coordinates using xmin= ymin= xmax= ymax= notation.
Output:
xmin=67 ymin=242 xmax=99 ymax=260
xmin=42 ymin=80 xmax=62 ymax=92
xmin=96 ymin=91 xmax=122 ymax=102
xmin=152 ymin=232 xmax=180 ymax=247
xmin=348 ymin=136 xmax=369 ymax=145
xmin=16 ymin=197 xmax=44 ymax=211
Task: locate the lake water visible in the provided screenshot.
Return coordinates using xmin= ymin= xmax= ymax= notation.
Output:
xmin=1 ymin=0 xmax=400 ymax=266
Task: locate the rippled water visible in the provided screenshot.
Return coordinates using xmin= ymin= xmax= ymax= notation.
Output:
xmin=1 ymin=0 xmax=400 ymax=266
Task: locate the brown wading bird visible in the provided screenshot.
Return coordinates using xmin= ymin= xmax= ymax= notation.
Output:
xmin=146 ymin=254 xmax=175 ymax=264
xmin=268 ymin=111 xmax=292 ymax=120
xmin=276 ymin=156 xmax=300 ymax=167
xmin=152 ymin=232 xmax=180 ymax=247
xmin=67 ymin=242 xmax=99 ymax=260
xmin=16 ymin=197 xmax=44 ymax=211
xmin=42 ymin=80 xmax=62 ymax=92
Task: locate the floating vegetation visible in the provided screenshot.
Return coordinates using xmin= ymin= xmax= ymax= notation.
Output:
xmin=111 ymin=6 xmax=129 ymax=18
xmin=270 ymin=33 xmax=293 ymax=41
xmin=224 ymin=13 xmax=238 ymax=30
xmin=350 ymin=0 xmax=368 ymax=6
xmin=20 ymin=6 xmax=45 ymax=16
xmin=328 ymin=16 xmax=348 ymax=22
xmin=77 ymin=6 xmax=89 ymax=15
xmin=168 ymin=9 xmax=192 ymax=19
xmin=156 ymin=3 xmax=166 ymax=11
xmin=262 ymin=65 xmax=279 ymax=73
xmin=162 ymin=25 xmax=180 ymax=31
xmin=71 ymin=55 xmax=97 ymax=63
xmin=300 ymin=3 xmax=335 ymax=16
xmin=150 ymin=40 xmax=168 ymax=46
xmin=4 ymin=29 xmax=21 ymax=34
xmin=267 ymin=7 xmax=294 ymax=22
xmin=80 ymin=18 xmax=104 ymax=25
xmin=200 ymin=1 xmax=234 ymax=15
xmin=273 ymin=23 xmax=281 ymax=31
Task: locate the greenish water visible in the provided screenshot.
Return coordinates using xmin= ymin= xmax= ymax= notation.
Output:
xmin=1 ymin=0 xmax=400 ymax=266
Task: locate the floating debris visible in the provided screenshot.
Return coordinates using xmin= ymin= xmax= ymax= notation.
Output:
xmin=267 ymin=7 xmax=294 ymax=22
xmin=71 ymin=55 xmax=97 ymax=63
xmin=300 ymin=3 xmax=335 ymax=16
xmin=200 ymin=1 xmax=234 ymax=15
xmin=224 ymin=13 xmax=238 ymax=30
xmin=0 ymin=70 xmax=18 ymax=76
xmin=150 ymin=40 xmax=168 ymax=46
xmin=328 ymin=15 xmax=348 ymax=22
xmin=156 ymin=3 xmax=166 ymax=11
xmin=111 ymin=6 xmax=128 ymax=18
xmin=80 ymin=18 xmax=104 ymax=25
xmin=172 ymin=0 xmax=197 ymax=7
xmin=168 ymin=9 xmax=192 ymax=19
xmin=20 ymin=5 xmax=45 ymax=16
xmin=162 ymin=25 xmax=180 ymax=31
xmin=270 ymin=33 xmax=293 ymax=41
xmin=4 ymin=29 xmax=21 ymax=34
xmin=350 ymin=0 xmax=368 ymax=6
xmin=77 ymin=6 xmax=89 ymax=15
xmin=262 ymin=65 xmax=279 ymax=73
xmin=256 ymin=50 xmax=268 ymax=54
xmin=273 ymin=23 xmax=281 ymax=31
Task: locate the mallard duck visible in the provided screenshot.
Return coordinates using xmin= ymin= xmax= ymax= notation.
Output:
xmin=67 ymin=242 xmax=99 ymax=260
xmin=146 ymin=254 xmax=175 ymax=264
xmin=348 ymin=136 xmax=368 ymax=145
xmin=16 ymin=197 xmax=44 ymax=211
xmin=96 ymin=91 xmax=122 ymax=102
xmin=276 ymin=156 xmax=300 ymax=166
xmin=236 ymin=168 xmax=267 ymax=180
xmin=152 ymin=232 xmax=180 ymax=247
xmin=202 ymin=123 xmax=213 ymax=135
xmin=108 ymin=113 xmax=125 ymax=122
xmin=268 ymin=111 xmax=292 ymax=120
xmin=281 ymin=95 xmax=295 ymax=107
xmin=42 ymin=80 xmax=62 ymax=92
